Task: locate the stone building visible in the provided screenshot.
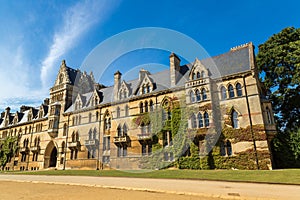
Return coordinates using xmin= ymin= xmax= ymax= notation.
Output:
xmin=0 ymin=42 xmax=276 ymax=171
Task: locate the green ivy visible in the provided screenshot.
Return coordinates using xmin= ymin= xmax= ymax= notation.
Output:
xmin=0 ymin=136 xmax=19 ymax=170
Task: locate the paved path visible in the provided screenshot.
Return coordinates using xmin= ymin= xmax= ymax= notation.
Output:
xmin=0 ymin=174 xmax=299 ymax=200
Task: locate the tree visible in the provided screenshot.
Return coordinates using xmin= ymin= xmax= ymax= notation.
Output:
xmin=256 ymin=27 xmax=300 ymax=168
xmin=256 ymin=27 xmax=300 ymax=132
xmin=0 ymin=136 xmax=18 ymax=170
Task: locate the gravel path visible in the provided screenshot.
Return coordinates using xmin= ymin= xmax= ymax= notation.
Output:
xmin=0 ymin=174 xmax=299 ymax=199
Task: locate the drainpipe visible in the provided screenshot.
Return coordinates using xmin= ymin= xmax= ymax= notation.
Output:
xmin=63 ymin=114 xmax=70 ymax=170
xmin=243 ymin=75 xmax=259 ymax=169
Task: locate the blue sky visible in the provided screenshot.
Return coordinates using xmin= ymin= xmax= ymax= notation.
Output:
xmin=0 ymin=0 xmax=299 ymax=111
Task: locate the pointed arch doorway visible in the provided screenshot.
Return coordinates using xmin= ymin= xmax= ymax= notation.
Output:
xmin=44 ymin=141 xmax=58 ymax=168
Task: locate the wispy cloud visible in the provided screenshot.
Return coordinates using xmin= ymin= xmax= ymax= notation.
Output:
xmin=40 ymin=0 xmax=119 ymax=89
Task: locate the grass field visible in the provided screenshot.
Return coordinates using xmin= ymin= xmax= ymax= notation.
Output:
xmin=2 ymin=169 xmax=300 ymax=185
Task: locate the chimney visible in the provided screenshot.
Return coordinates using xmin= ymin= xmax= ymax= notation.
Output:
xmin=169 ymin=53 xmax=181 ymax=87
xmin=1 ymin=111 xmax=5 ymax=118
xmin=43 ymin=98 xmax=50 ymax=106
xmin=114 ymin=71 xmax=122 ymax=101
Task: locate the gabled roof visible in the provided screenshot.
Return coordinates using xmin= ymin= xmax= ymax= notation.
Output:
xmin=65 ymin=44 xmax=253 ymax=112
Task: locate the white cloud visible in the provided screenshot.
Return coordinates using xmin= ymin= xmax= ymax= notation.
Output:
xmin=40 ymin=0 xmax=118 ymax=89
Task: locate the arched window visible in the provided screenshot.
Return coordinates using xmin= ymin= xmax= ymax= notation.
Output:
xmin=143 ymin=85 xmax=147 ymax=94
xmin=190 ymin=91 xmax=195 ymax=103
xmin=221 ymin=86 xmax=227 ymax=100
xmin=201 ymin=71 xmax=205 ymax=78
xmin=78 ymin=115 xmax=81 ymax=125
xmin=125 ymin=105 xmax=129 ymax=116
xmin=93 ymin=128 xmax=97 ymax=139
xmin=228 ymin=84 xmax=234 ymax=98
xmin=191 ymin=114 xmax=197 ymax=128
xmin=202 ymin=88 xmax=207 ymax=100
xmin=226 ymin=140 xmax=232 ymax=156
xmin=195 ymin=89 xmax=201 ymax=102
xmin=204 ymin=112 xmax=209 ymax=127
xmin=96 ymin=111 xmax=99 ymax=121
xmin=197 ymin=113 xmax=203 ymax=128
xmin=141 ymin=123 xmax=146 ymax=134
xmin=88 ymin=129 xmax=93 ymax=140
xmin=117 ymin=125 xmax=122 ymax=137
xmin=232 ymin=110 xmax=239 ymax=129
xmin=63 ymin=123 xmax=67 ymax=136
xmin=123 ymin=124 xmax=128 ymax=136
xmin=147 ymin=85 xmax=151 ymax=93
xmin=236 ymin=83 xmax=242 ymax=97
xmin=196 ymin=72 xmax=201 ymax=79
xmin=149 ymin=100 xmax=154 ymax=111
xmin=192 ymin=72 xmax=196 ymax=80
xmin=144 ymin=101 xmax=148 ymax=112
xmin=266 ymin=107 xmax=272 ymax=124
xmin=88 ymin=113 xmax=92 ymax=123
xmin=71 ymin=132 xmax=76 ymax=142
xmin=140 ymin=102 xmax=144 ymax=113
xmin=220 ymin=141 xmax=226 ymax=156
xmin=116 ymin=107 xmax=120 ymax=118
xmin=76 ymin=132 xmax=79 ymax=141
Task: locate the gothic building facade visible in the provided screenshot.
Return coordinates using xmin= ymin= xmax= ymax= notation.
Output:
xmin=0 ymin=43 xmax=276 ymax=171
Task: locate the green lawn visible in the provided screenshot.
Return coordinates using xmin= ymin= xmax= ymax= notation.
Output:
xmin=2 ymin=169 xmax=300 ymax=185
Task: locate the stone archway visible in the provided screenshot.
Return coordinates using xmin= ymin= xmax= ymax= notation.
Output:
xmin=44 ymin=141 xmax=58 ymax=168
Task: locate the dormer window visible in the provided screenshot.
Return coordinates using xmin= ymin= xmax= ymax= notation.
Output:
xmin=28 ymin=113 xmax=32 ymax=121
xmin=141 ymin=84 xmax=151 ymax=94
xmin=119 ymin=89 xmax=128 ymax=100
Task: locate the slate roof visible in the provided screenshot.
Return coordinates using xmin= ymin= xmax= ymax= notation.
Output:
xmin=66 ymin=67 xmax=79 ymax=85
xmin=65 ymin=45 xmax=252 ymax=112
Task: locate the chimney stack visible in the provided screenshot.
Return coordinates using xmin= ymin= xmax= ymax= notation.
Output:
xmin=169 ymin=53 xmax=181 ymax=87
xmin=114 ymin=71 xmax=122 ymax=101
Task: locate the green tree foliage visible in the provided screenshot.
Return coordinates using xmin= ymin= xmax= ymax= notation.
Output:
xmin=256 ymin=27 xmax=300 ymax=168
xmin=256 ymin=27 xmax=300 ymax=131
xmin=0 ymin=136 xmax=18 ymax=170
xmin=272 ymin=128 xmax=300 ymax=168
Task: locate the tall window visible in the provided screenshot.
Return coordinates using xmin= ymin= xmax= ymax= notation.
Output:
xmin=104 ymin=115 xmax=111 ymax=130
xmin=149 ymin=100 xmax=154 ymax=111
xmin=190 ymin=91 xmax=195 ymax=103
xmin=221 ymin=86 xmax=227 ymax=100
xmin=191 ymin=114 xmax=197 ymax=128
xmin=140 ymin=102 xmax=144 ymax=113
xmin=141 ymin=123 xmax=146 ymax=135
xmin=204 ymin=112 xmax=209 ymax=127
xmin=196 ymin=72 xmax=201 ymax=79
xmin=236 ymin=83 xmax=242 ymax=97
xmin=88 ymin=113 xmax=92 ymax=123
xmin=228 ymin=84 xmax=234 ymax=98
xmin=202 ymin=88 xmax=207 ymax=100
xmin=63 ymin=123 xmax=67 ymax=136
xmin=232 ymin=110 xmax=239 ymax=129
xmin=117 ymin=125 xmax=122 ymax=137
xmin=125 ymin=105 xmax=129 ymax=116
xmin=195 ymin=89 xmax=201 ymax=102
xmin=226 ymin=140 xmax=232 ymax=156
xmin=201 ymin=71 xmax=205 ymax=78
xmin=123 ymin=124 xmax=128 ymax=136
xmin=116 ymin=107 xmax=120 ymax=118
xmin=197 ymin=113 xmax=203 ymax=128
xmin=144 ymin=101 xmax=148 ymax=112
xmin=103 ymin=136 xmax=110 ymax=151
xmin=192 ymin=72 xmax=196 ymax=80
